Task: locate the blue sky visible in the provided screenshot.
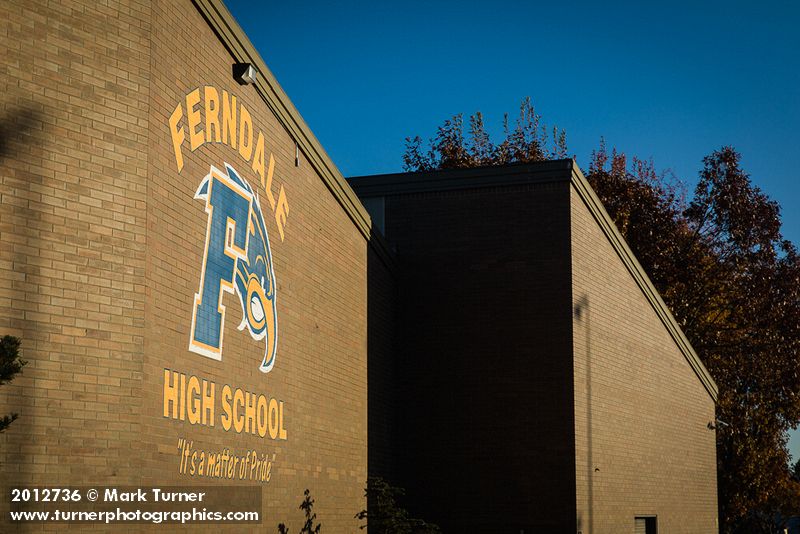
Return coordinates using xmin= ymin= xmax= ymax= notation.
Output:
xmin=224 ymin=0 xmax=800 ymax=457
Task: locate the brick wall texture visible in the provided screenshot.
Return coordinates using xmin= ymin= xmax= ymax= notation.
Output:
xmin=381 ymin=182 xmax=576 ymax=533
xmin=353 ymin=165 xmax=718 ymax=533
xmin=366 ymin=235 xmax=398 ymax=481
xmin=571 ymin=184 xmax=718 ymax=534
xmin=1 ymin=0 xmax=369 ymax=531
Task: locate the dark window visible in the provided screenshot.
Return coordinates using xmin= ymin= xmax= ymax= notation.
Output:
xmin=635 ymin=516 xmax=657 ymax=534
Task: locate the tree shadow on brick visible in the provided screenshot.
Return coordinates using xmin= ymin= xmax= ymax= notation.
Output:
xmin=0 ymin=107 xmax=42 ymax=160
xmin=0 ymin=104 xmax=46 ymax=496
xmin=573 ymin=294 xmax=593 ymax=534
xmin=278 ymin=489 xmax=322 ymax=534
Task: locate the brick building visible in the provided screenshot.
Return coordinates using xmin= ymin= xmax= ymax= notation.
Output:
xmin=1 ymin=0 xmax=374 ymax=531
xmin=350 ymin=162 xmax=719 ymax=533
xmin=0 ymin=0 xmax=717 ymax=532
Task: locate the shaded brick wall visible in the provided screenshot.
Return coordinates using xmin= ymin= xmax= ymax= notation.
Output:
xmin=353 ymin=164 xmax=719 ymax=533
xmin=571 ymin=184 xmax=718 ymax=534
xmin=366 ymin=235 xmax=398 ymax=481
xmin=382 ymin=182 xmax=576 ymax=533
xmin=0 ymin=0 xmax=151 ymax=509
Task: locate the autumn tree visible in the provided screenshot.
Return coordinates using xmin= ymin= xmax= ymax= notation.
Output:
xmin=403 ymin=106 xmax=800 ymax=533
xmin=587 ymin=145 xmax=800 ymax=533
xmin=402 ymin=97 xmax=567 ymax=172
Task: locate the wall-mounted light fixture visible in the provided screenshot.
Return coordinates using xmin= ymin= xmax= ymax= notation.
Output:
xmin=232 ymin=63 xmax=257 ymax=85
xmin=707 ymin=419 xmax=730 ymax=430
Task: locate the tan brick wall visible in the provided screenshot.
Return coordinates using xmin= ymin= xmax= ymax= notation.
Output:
xmin=571 ymin=184 xmax=718 ymax=534
xmin=1 ymin=0 xmax=368 ymax=531
xmin=0 ymin=0 xmax=150 ymax=519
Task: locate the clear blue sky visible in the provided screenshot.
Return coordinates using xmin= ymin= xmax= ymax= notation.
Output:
xmin=224 ymin=0 xmax=800 ymax=456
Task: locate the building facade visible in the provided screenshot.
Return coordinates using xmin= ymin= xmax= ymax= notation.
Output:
xmin=350 ymin=162 xmax=719 ymax=533
xmin=1 ymin=0 xmax=717 ymax=532
xmin=1 ymin=0 xmax=378 ymax=531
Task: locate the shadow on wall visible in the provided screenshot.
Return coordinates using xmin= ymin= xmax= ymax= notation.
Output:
xmin=573 ymin=294 xmax=592 ymax=534
xmin=365 ymin=225 xmax=399 ymax=484
xmin=0 ymin=107 xmax=42 ymax=159
xmin=0 ymin=104 xmax=46 ymax=502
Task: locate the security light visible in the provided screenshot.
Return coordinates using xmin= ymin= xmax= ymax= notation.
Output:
xmin=233 ymin=63 xmax=257 ymax=85
xmin=708 ymin=419 xmax=730 ymax=430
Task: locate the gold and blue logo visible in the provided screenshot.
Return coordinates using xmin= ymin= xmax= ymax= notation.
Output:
xmin=189 ymin=163 xmax=278 ymax=373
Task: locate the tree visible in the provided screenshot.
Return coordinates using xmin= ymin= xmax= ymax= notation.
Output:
xmin=355 ymin=477 xmax=440 ymax=534
xmin=0 ymin=335 xmax=26 ymax=433
xmin=792 ymin=458 xmax=800 ymax=482
xmin=402 ymin=97 xmax=567 ymax=172
xmin=403 ymin=109 xmax=800 ymax=533
xmin=587 ymin=145 xmax=800 ymax=533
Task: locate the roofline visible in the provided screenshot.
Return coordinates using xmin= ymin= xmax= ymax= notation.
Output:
xmin=191 ymin=0 xmax=396 ymax=272
xmin=570 ymin=164 xmax=718 ymax=401
xmin=349 ymin=160 xmax=719 ymax=402
xmin=349 ymin=159 xmax=576 ymax=196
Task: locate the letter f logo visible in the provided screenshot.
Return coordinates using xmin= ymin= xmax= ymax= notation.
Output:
xmin=189 ymin=164 xmax=279 ymax=373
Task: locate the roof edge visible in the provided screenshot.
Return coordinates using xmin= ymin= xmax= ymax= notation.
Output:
xmin=349 ymin=159 xmax=575 ymax=197
xmin=367 ymin=228 xmax=399 ymax=274
xmin=192 ymin=0 xmax=373 ymax=244
xmin=569 ymin=161 xmax=719 ymax=402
